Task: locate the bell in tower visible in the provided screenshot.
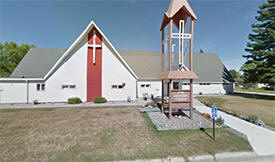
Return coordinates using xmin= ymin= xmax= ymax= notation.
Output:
xmin=159 ymin=0 xmax=198 ymax=119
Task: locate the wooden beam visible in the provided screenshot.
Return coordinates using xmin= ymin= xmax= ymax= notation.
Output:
xmin=169 ymin=79 xmax=172 ymax=120
xmin=161 ymin=80 xmax=164 ymax=113
xmin=169 ymin=19 xmax=173 ymax=71
xmin=189 ymin=18 xmax=194 ymax=71
xmin=161 ymin=29 xmax=164 ymax=72
xmin=190 ymin=79 xmax=193 ymax=119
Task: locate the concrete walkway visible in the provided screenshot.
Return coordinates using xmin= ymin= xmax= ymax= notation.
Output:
xmin=193 ymin=99 xmax=275 ymax=156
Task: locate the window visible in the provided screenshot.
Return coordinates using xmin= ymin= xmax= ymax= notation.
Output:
xmin=146 ymin=84 xmax=151 ymax=87
xmin=69 ymin=85 xmax=76 ymax=89
xmin=41 ymin=84 xmax=45 ymax=91
xmin=62 ymin=84 xmax=76 ymax=89
xmin=62 ymin=85 xmax=69 ymax=89
xmin=37 ymin=84 xmax=45 ymax=91
xmin=37 ymin=84 xmax=40 ymax=91
xmin=141 ymin=84 xmax=145 ymax=87
xmin=112 ymin=83 xmax=126 ymax=89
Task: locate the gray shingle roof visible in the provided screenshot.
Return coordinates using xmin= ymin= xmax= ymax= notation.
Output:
xmin=119 ymin=51 xmax=234 ymax=83
xmin=9 ymin=48 xmax=233 ymax=83
xmin=10 ymin=48 xmax=66 ymax=78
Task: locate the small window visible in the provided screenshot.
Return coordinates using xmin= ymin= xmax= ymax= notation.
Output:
xmin=146 ymin=84 xmax=150 ymax=87
xmin=62 ymin=85 xmax=69 ymax=89
xmin=118 ymin=85 xmax=123 ymax=89
xmin=41 ymin=84 xmax=45 ymax=91
xmin=37 ymin=84 xmax=40 ymax=91
xmin=112 ymin=85 xmax=117 ymax=89
xmin=141 ymin=84 xmax=145 ymax=87
xmin=70 ymin=85 xmax=76 ymax=89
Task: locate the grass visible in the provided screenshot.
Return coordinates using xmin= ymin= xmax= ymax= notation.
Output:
xmin=235 ymin=87 xmax=275 ymax=94
xmin=0 ymin=107 xmax=252 ymax=162
xmin=197 ymin=95 xmax=275 ymax=128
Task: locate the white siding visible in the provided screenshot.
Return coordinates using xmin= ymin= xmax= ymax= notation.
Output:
xmin=28 ymin=37 xmax=88 ymax=103
xmin=137 ymin=81 xmax=162 ymax=98
xmin=0 ymin=82 xmax=27 ymax=103
xmin=192 ymin=83 xmax=233 ymax=94
xmin=101 ymin=39 xmax=136 ymax=101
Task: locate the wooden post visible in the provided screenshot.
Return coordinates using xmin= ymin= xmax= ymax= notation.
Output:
xmin=161 ymin=80 xmax=164 ymax=113
xmin=190 ymin=79 xmax=193 ymax=119
xmin=161 ymin=29 xmax=164 ymax=72
xmin=189 ymin=18 xmax=194 ymax=71
xmin=169 ymin=19 xmax=173 ymax=71
xmin=169 ymin=79 xmax=172 ymax=120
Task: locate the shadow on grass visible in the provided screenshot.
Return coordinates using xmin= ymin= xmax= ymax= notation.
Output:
xmin=200 ymin=127 xmax=215 ymax=140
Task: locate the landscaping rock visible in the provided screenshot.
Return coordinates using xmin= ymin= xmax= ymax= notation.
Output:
xmin=147 ymin=111 xmax=213 ymax=130
xmin=255 ymin=119 xmax=265 ymax=127
xmin=138 ymin=106 xmax=160 ymax=113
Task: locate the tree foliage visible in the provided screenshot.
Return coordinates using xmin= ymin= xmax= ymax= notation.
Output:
xmin=242 ymin=0 xmax=275 ymax=84
xmin=229 ymin=69 xmax=240 ymax=79
xmin=0 ymin=42 xmax=35 ymax=77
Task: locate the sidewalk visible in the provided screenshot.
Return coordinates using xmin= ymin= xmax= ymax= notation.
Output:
xmin=193 ymin=99 xmax=275 ymax=156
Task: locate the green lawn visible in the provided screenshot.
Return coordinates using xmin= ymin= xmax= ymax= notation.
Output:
xmin=0 ymin=107 xmax=252 ymax=162
xmin=197 ymin=95 xmax=275 ymax=128
xmin=235 ymin=87 xmax=275 ymax=94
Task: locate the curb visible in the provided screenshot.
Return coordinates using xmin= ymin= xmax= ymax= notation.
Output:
xmin=215 ymin=151 xmax=257 ymax=159
xmin=187 ymin=155 xmax=214 ymax=161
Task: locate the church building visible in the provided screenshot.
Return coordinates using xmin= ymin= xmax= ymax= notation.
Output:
xmin=0 ymin=21 xmax=233 ymax=103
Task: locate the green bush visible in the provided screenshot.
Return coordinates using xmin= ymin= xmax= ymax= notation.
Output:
xmin=247 ymin=116 xmax=258 ymax=124
xmin=67 ymin=97 xmax=82 ymax=104
xmin=94 ymin=97 xmax=107 ymax=103
xmin=216 ymin=116 xmax=225 ymax=125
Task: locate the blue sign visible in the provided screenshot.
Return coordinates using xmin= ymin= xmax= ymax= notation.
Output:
xmin=211 ymin=108 xmax=217 ymax=118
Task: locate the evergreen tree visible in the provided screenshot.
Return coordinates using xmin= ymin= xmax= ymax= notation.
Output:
xmin=242 ymin=0 xmax=275 ymax=85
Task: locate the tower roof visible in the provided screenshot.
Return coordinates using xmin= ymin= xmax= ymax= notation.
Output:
xmin=161 ymin=0 xmax=197 ymax=30
xmin=166 ymin=0 xmax=197 ymax=19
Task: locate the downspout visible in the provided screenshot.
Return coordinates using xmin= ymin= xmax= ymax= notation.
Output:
xmin=26 ymin=79 xmax=29 ymax=103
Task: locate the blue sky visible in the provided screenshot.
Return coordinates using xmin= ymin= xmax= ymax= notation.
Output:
xmin=0 ymin=0 xmax=265 ymax=71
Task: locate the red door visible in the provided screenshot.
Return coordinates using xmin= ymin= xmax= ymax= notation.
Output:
xmin=87 ymin=28 xmax=102 ymax=102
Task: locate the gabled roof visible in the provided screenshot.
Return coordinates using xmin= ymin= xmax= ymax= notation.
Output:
xmin=166 ymin=0 xmax=197 ymax=20
xmin=10 ymin=48 xmax=66 ymax=78
xmin=119 ymin=51 xmax=234 ymax=83
xmin=43 ymin=21 xmax=137 ymax=80
xmin=8 ymin=49 xmax=234 ymax=83
xmin=7 ymin=21 xmax=138 ymax=80
xmin=161 ymin=0 xmax=197 ymax=30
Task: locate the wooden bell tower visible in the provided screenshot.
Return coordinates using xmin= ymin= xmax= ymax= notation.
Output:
xmin=160 ymin=0 xmax=198 ymax=119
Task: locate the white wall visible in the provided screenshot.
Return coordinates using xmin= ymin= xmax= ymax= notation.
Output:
xmin=101 ymin=39 xmax=136 ymax=101
xmin=0 ymin=82 xmax=27 ymax=103
xmin=192 ymin=83 xmax=233 ymax=95
xmin=136 ymin=81 xmax=233 ymax=98
xmin=137 ymin=81 xmax=162 ymax=98
xmin=28 ymin=37 xmax=88 ymax=103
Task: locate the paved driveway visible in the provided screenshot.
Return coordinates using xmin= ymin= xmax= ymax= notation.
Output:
xmin=193 ymin=99 xmax=275 ymax=156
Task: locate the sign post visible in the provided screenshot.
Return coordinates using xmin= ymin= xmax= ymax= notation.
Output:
xmin=211 ymin=107 xmax=217 ymax=140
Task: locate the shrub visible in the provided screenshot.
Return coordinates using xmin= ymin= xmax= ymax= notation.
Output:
xmin=216 ymin=116 xmax=225 ymax=125
xmin=94 ymin=97 xmax=107 ymax=103
xmin=247 ymin=115 xmax=258 ymax=124
xmin=201 ymin=113 xmax=211 ymax=119
xmin=232 ymin=111 xmax=239 ymax=117
xmin=67 ymin=97 xmax=82 ymax=104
